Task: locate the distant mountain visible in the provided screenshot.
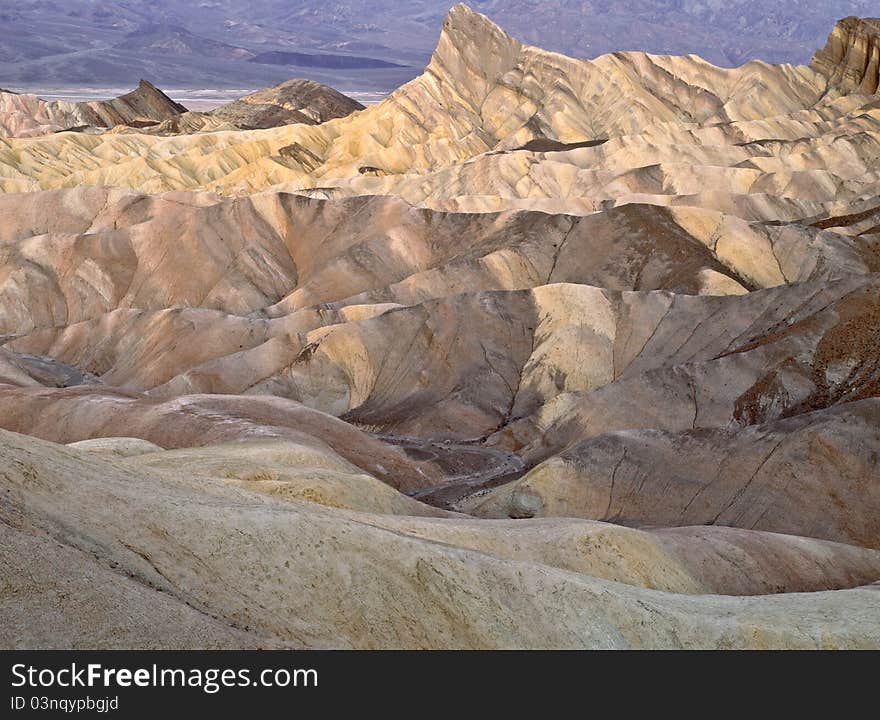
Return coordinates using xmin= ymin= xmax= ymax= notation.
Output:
xmin=248 ymin=52 xmax=405 ymax=70
xmin=117 ymin=24 xmax=256 ymax=60
xmin=0 ymin=1 xmax=877 ymax=91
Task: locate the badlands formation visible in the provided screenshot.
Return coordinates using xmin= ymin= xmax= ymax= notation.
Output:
xmin=0 ymin=77 xmax=364 ymax=138
xmin=1 ymin=5 xmax=879 ymax=649
xmin=0 ymin=80 xmax=186 ymax=137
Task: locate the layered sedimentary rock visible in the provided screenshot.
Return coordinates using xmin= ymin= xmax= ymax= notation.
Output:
xmin=211 ymin=79 xmax=365 ymax=127
xmin=0 ymin=385 xmax=443 ymax=494
xmin=811 ymin=16 xmax=880 ymax=94
xmin=471 ymin=401 xmax=880 ymax=546
xmin=0 ymin=80 xmax=186 ymax=137
xmin=1 ymin=5 xmax=879 ymax=649
xmin=0 ymin=78 xmax=364 ymax=139
xmin=145 ymin=79 xmax=366 ymax=135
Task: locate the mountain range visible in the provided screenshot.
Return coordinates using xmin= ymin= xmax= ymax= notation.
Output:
xmin=1 ymin=1 xmax=878 ymax=91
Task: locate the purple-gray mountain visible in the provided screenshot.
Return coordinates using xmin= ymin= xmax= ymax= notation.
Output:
xmin=0 ymin=1 xmax=876 ymax=91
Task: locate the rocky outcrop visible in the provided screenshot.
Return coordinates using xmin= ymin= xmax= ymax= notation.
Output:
xmin=0 ymin=80 xmax=186 ymax=138
xmin=144 ymin=79 xmax=365 ymax=134
xmin=811 ymin=16 xmax=880 ymax=94
xmin=0 ymin=78 xmax=362 ymax=138
xmin=211 ymin=78 xmax=364 ymax=127
xmin=98 ymin=79 xmax=188 ymax=125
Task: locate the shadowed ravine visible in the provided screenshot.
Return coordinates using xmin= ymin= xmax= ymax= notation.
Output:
xmin=374 ymin=434 xmax=526 ymax=509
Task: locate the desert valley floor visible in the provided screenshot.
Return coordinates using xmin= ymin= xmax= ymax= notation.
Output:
xmin=1 ymin=5 xmax=879 ymax=649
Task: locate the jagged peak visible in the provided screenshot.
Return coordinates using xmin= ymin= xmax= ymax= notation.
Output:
xmin=432 ymin=3 xmax=519 ymax=61
xmin=810 ymin=16 xmax=880 ymax=95
xmin=444 ymin=3 xmax=503 ymax=31
xmin=426 ymin=2 xmax=522 ymax=99
xmin=113 ymin=79 xmax=188 ymax=116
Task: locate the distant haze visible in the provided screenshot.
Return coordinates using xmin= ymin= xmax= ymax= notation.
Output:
xmin=0 ymin=1 xmax=875 ymax=93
